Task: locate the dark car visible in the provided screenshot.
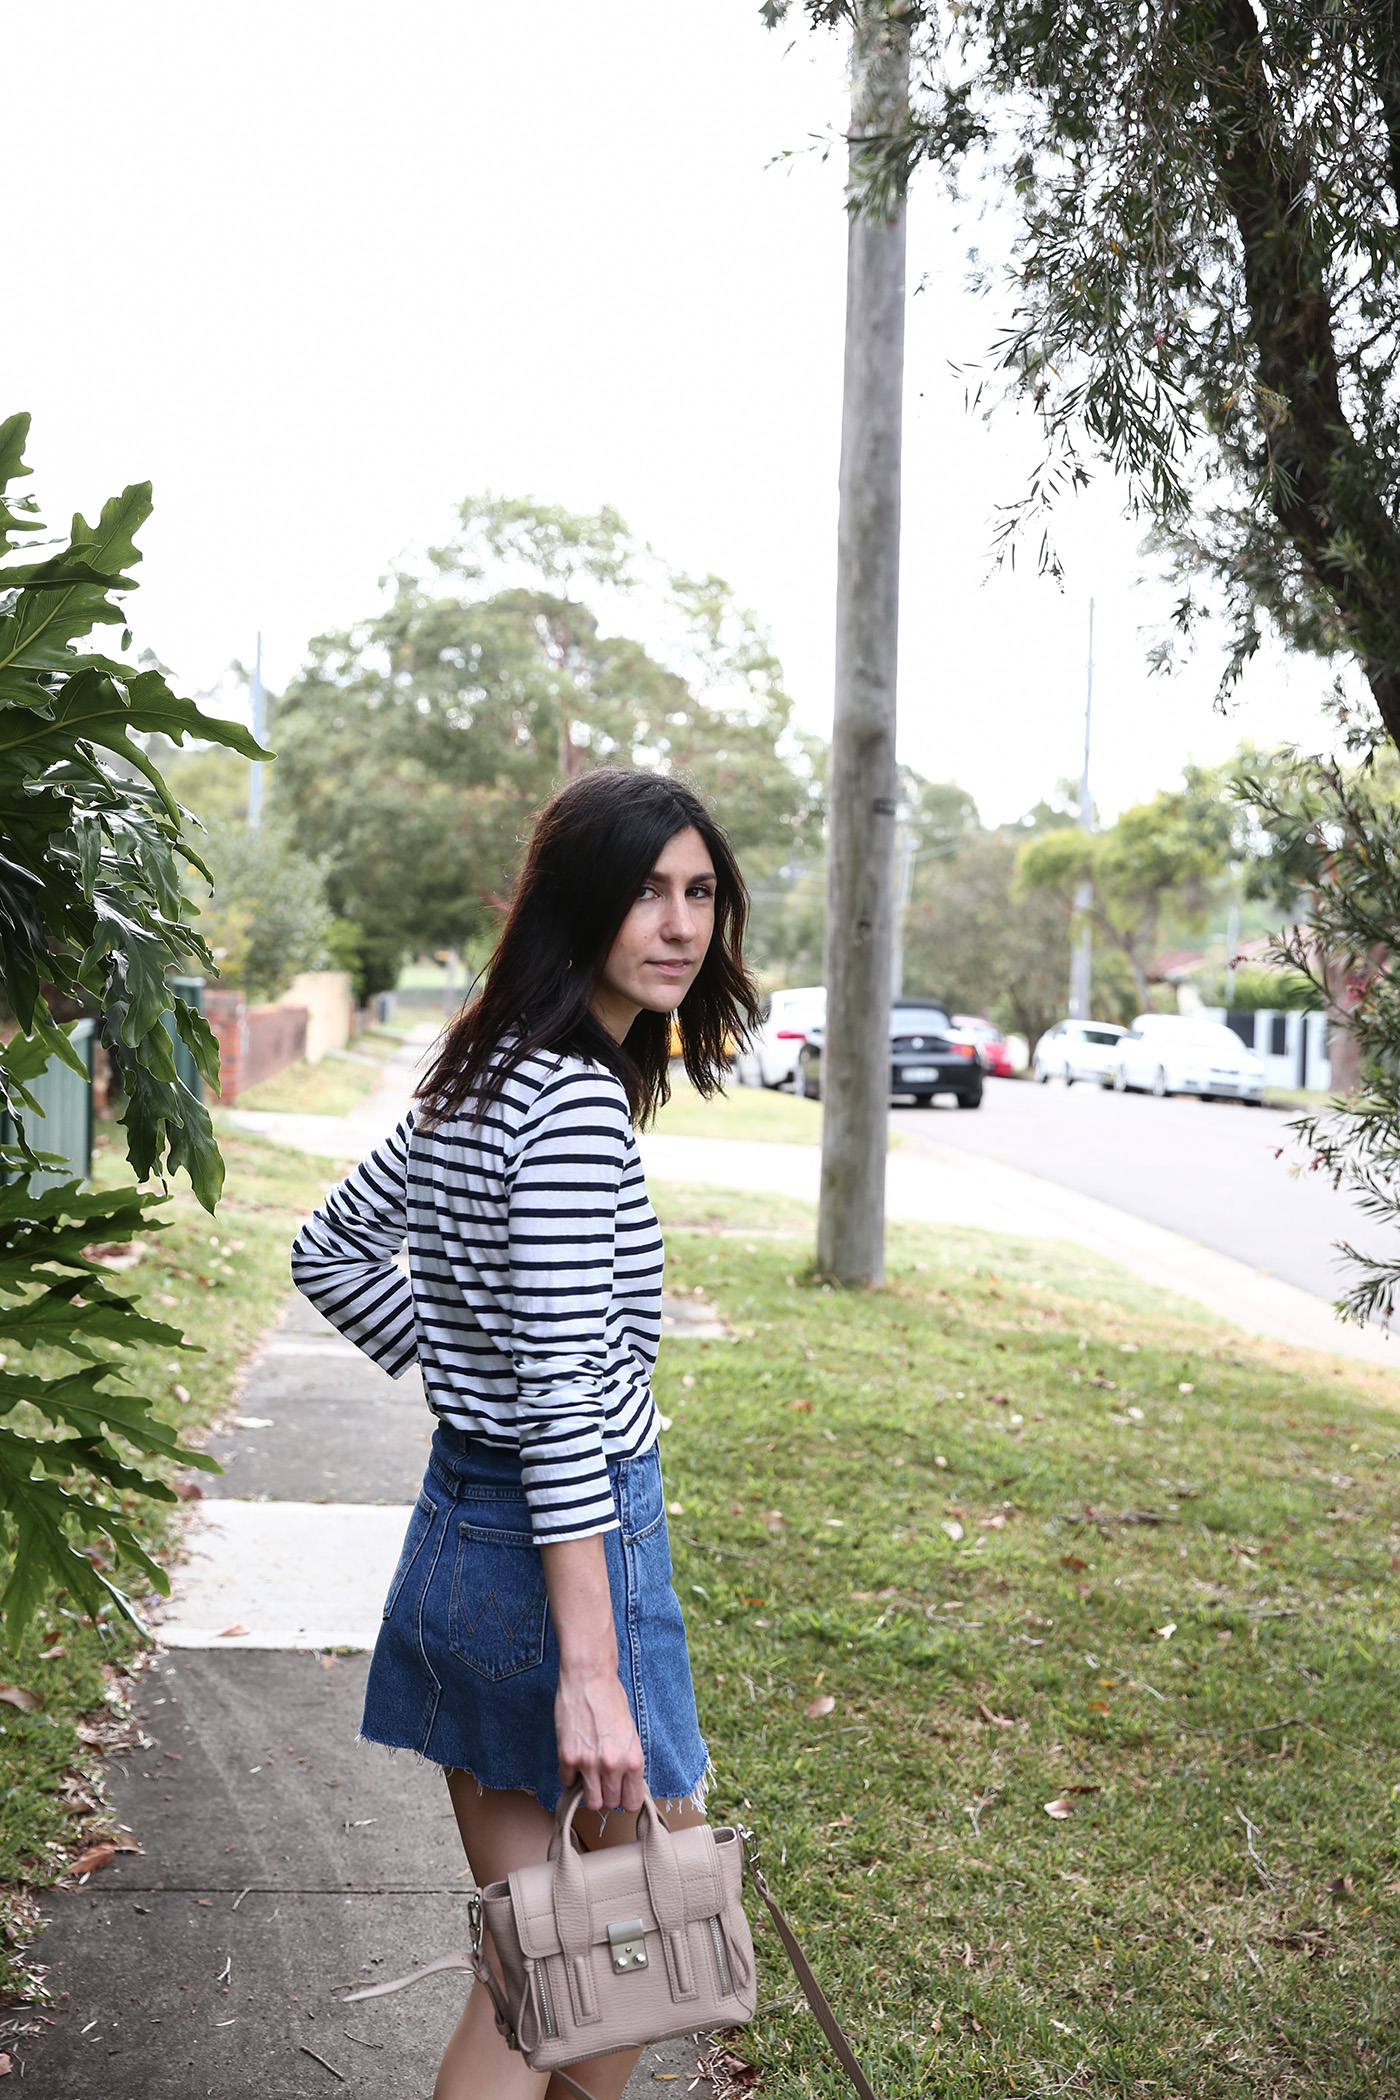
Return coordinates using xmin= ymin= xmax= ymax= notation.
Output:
xmin=795 ymin=999 xmax=983 ymax=1109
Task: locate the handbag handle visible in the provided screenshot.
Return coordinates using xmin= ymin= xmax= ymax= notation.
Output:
xmin=550 ymin=1781 xmax=688 ymax=1963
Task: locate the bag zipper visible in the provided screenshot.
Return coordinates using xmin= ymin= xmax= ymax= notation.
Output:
xmin=708 ymin=1916 xmax=734 ymax=1999
xmin=532 ymin=1958 xmax=558 ymax=2038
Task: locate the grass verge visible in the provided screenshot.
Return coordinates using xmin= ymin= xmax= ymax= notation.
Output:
xmin=649 ymin=1181 xmax=1400 ymax=2098
xmin=0 ymin=1126 xmax=341 ymax=2000
xmin=234 ymin=1052 xmax=381 ymax=1117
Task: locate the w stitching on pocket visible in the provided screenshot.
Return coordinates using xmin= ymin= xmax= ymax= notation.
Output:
xmin=383 ymin=1491 xmax=438 ymax=1620
xmin=448 ymin=1520 xmax=549 ymax=1681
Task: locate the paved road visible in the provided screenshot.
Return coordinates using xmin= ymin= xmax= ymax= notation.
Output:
xmin=890 ymin=1076 xmax=1385 ymax=1306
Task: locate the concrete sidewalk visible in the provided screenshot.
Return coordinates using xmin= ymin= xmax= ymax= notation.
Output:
xmin=19 ymin=1288 xmax=717 ymax=2096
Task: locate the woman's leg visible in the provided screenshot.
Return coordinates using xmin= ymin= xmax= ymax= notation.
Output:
xmin=433 ymin=1771 xmax=707 ymax=2100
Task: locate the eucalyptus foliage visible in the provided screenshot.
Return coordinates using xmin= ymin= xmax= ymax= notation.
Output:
xmin=0 ymin=412 xmax=262 ymax=1640
xmin=770 ymin=0 xmax=1400 ymax=737
xmin=1235 ymin=744 xmax=1400 ymax=1325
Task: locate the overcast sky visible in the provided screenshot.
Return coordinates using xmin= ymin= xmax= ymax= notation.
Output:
xmin=11 ymin=1 xmax=1348 ymax=825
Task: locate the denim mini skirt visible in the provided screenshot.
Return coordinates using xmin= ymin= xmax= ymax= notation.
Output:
xmin=360 ymin=1424 xmax=709 ymax=1811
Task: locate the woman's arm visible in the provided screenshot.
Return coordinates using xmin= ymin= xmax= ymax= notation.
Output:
xmin=541 ymin=1536 xmax=645 ymax=1813
xmin=289 ymin=1118 xmax=417 ymax=1374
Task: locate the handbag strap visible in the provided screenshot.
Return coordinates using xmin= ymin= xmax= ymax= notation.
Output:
xmin=741 ymin=1843 xmax=879 ymax=2100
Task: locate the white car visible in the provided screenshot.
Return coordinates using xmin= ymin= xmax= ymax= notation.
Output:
xmin=1112 ymin=1015 xmax=1267 ymax=1103
xmin=733 ymin=985 xmax=827 ymax=1088
xmin=1033 ymin=1019 xmax=1128 ymax=1085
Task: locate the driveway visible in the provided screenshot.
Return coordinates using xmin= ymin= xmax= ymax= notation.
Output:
xmin=890 ymin=1077 xmax=1383 ymax=1306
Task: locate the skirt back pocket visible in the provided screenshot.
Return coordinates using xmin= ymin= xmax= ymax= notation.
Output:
xmin=448 ymin=1520 xmax=549 ymax=1681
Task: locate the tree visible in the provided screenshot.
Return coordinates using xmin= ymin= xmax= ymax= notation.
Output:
xmin=1235 ymin=746 xmax=1400 ymax=1322
xmin=1017 ymin=776 xmax=1233 ymax=1009
xmin=192 ymin=821 xmax=333 ymax=1005
xmin=902 ymin=825 xmax=1073 ymax=1042
xmin=272 ymin=499 xmax=821 ymax=994
xmin=767 ymin=2 xmax=1400 ymax=748
xmin=815 ymin=0 xmax=911 ymax=1290
xmin=0 ymin=412 xmax=259 ymax=1642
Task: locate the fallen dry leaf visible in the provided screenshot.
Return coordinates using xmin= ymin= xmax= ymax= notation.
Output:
xmin=975 ymin=1700 xmax=1014 ymax=1729
xmin=940 ymin=1519 xmax=964 ymax=1542
xmin=762 ymin=1511 xmax=784 ymax=1531
xmin=82 ymin=1241 xmax=144 ymax=1270
xmin=979 ymin=1513 xmax=1008 ymax=1530
xmin=828 ymin=1811 xmax=855 ymax=1828
xmin=1062 ymin=1783 xmax=1102 ymax=1795
xmin=1088 ymin=1699 xmax=1111 ymax=1715
xmin=0 ymin=1685 xmax=38 ymax=1715
xmin=803 ymin=1693 xmax=837 ymax=1719
xmin=791 ymin=1398 xmax=812 ymax=1413
xmin=1327 ymin=1874 xmax=1354 ymax=1899
xmin=0 ymin=2050 xmax=10 ymax=2075
xmin=1043 ymin=1799 xmax=1073 ymax=1820
xmin=1061 ymin=1555 xmax=1087 ymax=1571
xmin=666 ymin=1501 xmax=683 ymax=1517
xmin=217 ymin=1622 xmax=249 ymax=1639
xmin=1154 ymin=1622 xmax=1177 ymax=1640
xmin=69 ymin=1843 xmax=117 ymax=1876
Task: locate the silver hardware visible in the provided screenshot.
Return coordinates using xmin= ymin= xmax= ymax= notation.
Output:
xmin=468 ymin=1890 xmax=483 ymax=1958
xmin=708 ymin=1915 xmax=734 ymax=1998
xmin=607 ymin=1918 xmax=649 ymax=1973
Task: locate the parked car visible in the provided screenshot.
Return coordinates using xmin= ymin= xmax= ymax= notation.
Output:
xmin=796 ymin=998 xmax=982 ymax=1108
xmin=1111 ymin=1014 xmax=1267 ymax=1103
xmin=1033 ymin=1019 xmax=1128 ymax=1086
xmin=732 ymin=984 xmax=826 ymax=1088
xmin=952 ymin=1015 xmax=1015 ymax=1078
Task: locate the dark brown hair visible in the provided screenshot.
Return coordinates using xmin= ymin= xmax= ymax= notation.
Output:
xmin=417 ymin=768 xmax=760 ymax=1128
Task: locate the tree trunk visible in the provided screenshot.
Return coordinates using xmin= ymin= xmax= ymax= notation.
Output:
xmin=816 ymin=1 xmax=909 ymax=1287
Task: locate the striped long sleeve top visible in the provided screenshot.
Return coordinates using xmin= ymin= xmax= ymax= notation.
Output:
xmin=288 ymin=1048 xmax=663 ymax=1544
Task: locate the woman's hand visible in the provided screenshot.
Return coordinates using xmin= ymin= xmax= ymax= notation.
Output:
xmin=554 ymin=1663 xmax=645 ymax=1813
xmin=540 ymin=1535 xmax=645 ymax=1813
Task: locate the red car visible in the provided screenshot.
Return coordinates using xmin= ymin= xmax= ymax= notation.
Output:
xmin=952 ymin=1015 xmax=1014 ymax=1078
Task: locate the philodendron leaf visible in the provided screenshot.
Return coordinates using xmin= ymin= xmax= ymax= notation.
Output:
xmin=120 ymin=1066 xmax=225 ymax=1212
xmin=172 ymin=998 xmax=221 ymax=1089
xmin=0 ymin=421 xmax=258 ymax=1634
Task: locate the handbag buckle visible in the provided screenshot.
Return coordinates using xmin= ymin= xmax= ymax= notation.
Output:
xmin=607 ymin=1918 xmax=649 ymax=1973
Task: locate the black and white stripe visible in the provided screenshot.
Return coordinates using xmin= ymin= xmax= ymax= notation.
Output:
xmin=289 ymin=1049 xmax=662 ymax=1543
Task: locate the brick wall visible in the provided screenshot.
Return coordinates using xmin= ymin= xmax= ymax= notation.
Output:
xmin=203 ymin=991 xmax=308 ymax=1102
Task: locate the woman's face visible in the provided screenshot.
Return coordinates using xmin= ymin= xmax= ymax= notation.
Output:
xmin=591 ymin=824 xmax=717 ymax=1041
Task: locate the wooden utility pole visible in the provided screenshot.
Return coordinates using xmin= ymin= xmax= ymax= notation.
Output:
xmin=816 ymin=1 xmax=910 ymax=1287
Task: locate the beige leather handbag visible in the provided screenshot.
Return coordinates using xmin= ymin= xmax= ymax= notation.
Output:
xmin=348 ymin=1783 xmax=877 ymax=2100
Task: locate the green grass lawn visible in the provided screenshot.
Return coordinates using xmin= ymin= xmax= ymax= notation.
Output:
xmin=235 ymin=1050 xmax=382 ymax=1117
xmin=655 ymin=1076 xmax=823 ymax=1143
xmin=0 ymin=1126 xmax=342 ymax=1998
xmin=648 ymin=1181 xmax=1400 ymax=2099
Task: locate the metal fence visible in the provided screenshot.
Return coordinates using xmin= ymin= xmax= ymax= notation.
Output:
xmin=0 ymin=1017 xmax=96 ymax=1194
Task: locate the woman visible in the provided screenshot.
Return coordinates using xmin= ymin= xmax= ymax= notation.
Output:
xmin=290 ymin=768 xmax=759 ymax=2100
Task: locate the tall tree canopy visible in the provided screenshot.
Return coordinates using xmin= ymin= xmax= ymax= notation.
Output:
xmin=1017 ymin=772 xmax=1235 ymax=1008
xmin=772 ymin=0 xmax=1400 ymax=738
xmin=272 ymin=498 xmax=821 ymax=991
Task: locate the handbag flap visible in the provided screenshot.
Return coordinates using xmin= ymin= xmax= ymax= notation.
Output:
xmin=508 ymin=1823 xmax=739 ymax=1961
